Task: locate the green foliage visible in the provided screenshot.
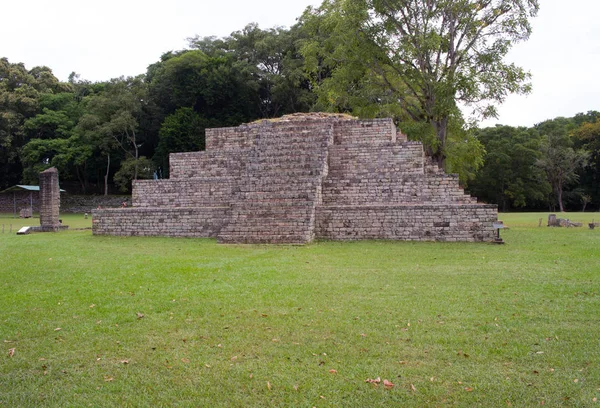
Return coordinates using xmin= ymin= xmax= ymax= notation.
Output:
xmin=154 ymin=108 xmax=206 ymax=176
xmin=148 ymin=50 xmax=261 ymax=125
xmin=0 ymin=58 xmax=71 ymax=189
xmin=536 ymin=123 xmax=589 ymax=212
xmin=300 ymin=0 xmax=539 ymax=165
xmin=189 ymin=23 xmax=315 ymax=118
xmin=469 ymin=125 xmax=550 ymax=210
xmin=445 ymin=127 xmax=485 ymax=186
xmin=75 ymin=76 xmax=150 ymax=193
xmin=113 ymin=156 xmax=154 ymax=192
xmin=572 ymin=115 xmax=600 ymax=209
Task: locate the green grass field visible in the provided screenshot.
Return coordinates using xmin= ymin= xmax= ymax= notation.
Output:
xmin=1 ymin=213 xmax=599 ymax=407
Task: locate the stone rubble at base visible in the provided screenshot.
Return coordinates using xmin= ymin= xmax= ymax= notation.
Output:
xmin=92 ymin=114 xmax=498 ymax=243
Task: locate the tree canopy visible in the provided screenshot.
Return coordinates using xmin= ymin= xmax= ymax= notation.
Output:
xmin=300 ymin=0 xmax=539 ymax=166
xmin=2 ymin=6 xmax=600 ymax=211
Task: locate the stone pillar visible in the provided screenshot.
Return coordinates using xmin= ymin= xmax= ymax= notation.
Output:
xmin=39 ymin=167 xmax=61 ymax=232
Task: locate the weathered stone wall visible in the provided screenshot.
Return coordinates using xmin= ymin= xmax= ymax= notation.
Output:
xmin=93 ymin=114 xmax=498 ymax=243
xmin=169 ymin=150 xmax=250 ymax=179
xmin=61 ymin=195 xmax=130 ymax=213
xmin=205 ymin=126 xmax=261 ymax=150
xmin=39 ymin=167 xmax=61 ymax=231
xmin=321 ymin=175 xmax=476 ymax=206
xmin=92 ymin=207 xmax=229 ymax=237
xmin=316 ymin=204 xmax=497 ymax=242
xmin=133 ymin=179 xmax=236 ymax=208
xmin=333 ymin=118 xmax=403 ymax=144
xmin=327 ymin=143 xmax=424 ymax=176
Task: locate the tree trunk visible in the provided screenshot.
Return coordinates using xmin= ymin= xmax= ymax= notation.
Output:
xmin=557 ymin=185 xmax=564 ymax=212
xmin=104 ymin=154 xmax=110 ymax=196
xmin=132 ymin=128 xmax=139 ymax=181
xmin=75 ymin=165 xmax=86 ymax=194
xmin=431 ymin=117 xmax=448 ymax=169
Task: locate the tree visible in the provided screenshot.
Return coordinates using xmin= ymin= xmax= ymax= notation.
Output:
xmin=572 ymin=116 xmax=600 ymax=210
xmin=188 ymin=24 xmax=316 ymax=118
xmin=300 ymin=0 xmax=539 ymax=167
xmin=148 ymin=50 xmax=261 ymax=125
xmin=20 ymin=92 xmax=92 ymax=188
xmin=536 ymin=126 xmax=589 ymax=212
xmin=75 ymin=76 xmax=150 ymax=194
xmin=153 ymin=107 xmax=205 ymax=177
xmin=114 ymin=156 xmax=154 ymax=192
xmin=0 ymin=58 xmax=70 ymax=189
xmin=469 ymin=125 xmax=549 ymax=210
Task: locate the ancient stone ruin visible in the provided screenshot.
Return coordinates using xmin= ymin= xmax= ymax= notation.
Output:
xmin=39 ymin=167 xmax=63 ymax=232
xmin=93 ymin=114 xmax=498 ymax=243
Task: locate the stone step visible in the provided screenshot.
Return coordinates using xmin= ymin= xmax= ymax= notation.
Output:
xmin=234 ymin=199 xmax=314 ymax=209
xmin=249 ymin=147 xmax=329 ymax=159
xmin=218 ymin=233 xmax=312 ymax=244
xmin=238 ymin=190 xmax=317 ymax=200
xmin=243 ymin=168 xmax=325 ymax=178
xmin=238 ymin=176 xmax=319 ymax=187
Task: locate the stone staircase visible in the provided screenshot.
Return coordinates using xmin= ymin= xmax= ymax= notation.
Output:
xmin=322 ymin=141 xmax=476 ymax=205
xmin=217 ymin=123 xmax=334 ymax=244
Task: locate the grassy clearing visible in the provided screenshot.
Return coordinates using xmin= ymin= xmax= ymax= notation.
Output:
xmin=1 ymin=212 xmax=599 ymax=407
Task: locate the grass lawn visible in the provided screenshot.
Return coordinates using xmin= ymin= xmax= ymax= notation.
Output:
xmin=1 ymin=212 xmax=599 ymax=407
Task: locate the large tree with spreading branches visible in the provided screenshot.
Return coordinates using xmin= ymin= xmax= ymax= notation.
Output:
xmin=301 ymin=0 xmax=539 ymax=167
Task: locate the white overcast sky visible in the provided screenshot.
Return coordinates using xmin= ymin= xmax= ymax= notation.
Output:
xmin=2 ymin=0 xmax=599 ymax=127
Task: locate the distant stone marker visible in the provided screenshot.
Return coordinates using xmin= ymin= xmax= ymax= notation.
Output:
xmin=38 ymin=167 xmax=67 ymax=232
xmin=548 ymin=213 xmax=583 ymax=228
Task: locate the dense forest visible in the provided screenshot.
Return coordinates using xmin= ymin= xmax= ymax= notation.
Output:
xmin=1 ymin=1 xmax=598 ymax=211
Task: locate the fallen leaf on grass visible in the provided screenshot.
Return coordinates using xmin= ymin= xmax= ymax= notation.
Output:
xmin=365 ymin=377 xmax=381 ymax=385
xmin=410 ymin=383 xmax=416 ymax=392
xmin=54 ymin=328 xmax=62 ymax=331
xmin=89 ymin=304 xmax=95 ymax=308
xmin=267 ymin=381 xmax=272 ymax=391
xmin=120 ymin=359 xmax=129 ymax=364
xmin=329 ymin=369 xmax=337 ymax=374
xmin=465 ymin=387 xmax=474 ymax=392
xmin=104 ymin=376 xmax=113 ymax=382
xmin=8 ymin=348 xmax=15 ymax=357
xmin=136 ymin=313 xmax=144 ymax=319
xmin=383 ymin=380 xmax=394 ymax=389
xmin=181 ymin=358 xmax=190 ymax=363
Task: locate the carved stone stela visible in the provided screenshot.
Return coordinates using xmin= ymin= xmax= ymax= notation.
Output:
xmin=39 ymin=167 xmax=61 ymax=232
xmin=93 ymin=114 xmax=498 ymax=243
